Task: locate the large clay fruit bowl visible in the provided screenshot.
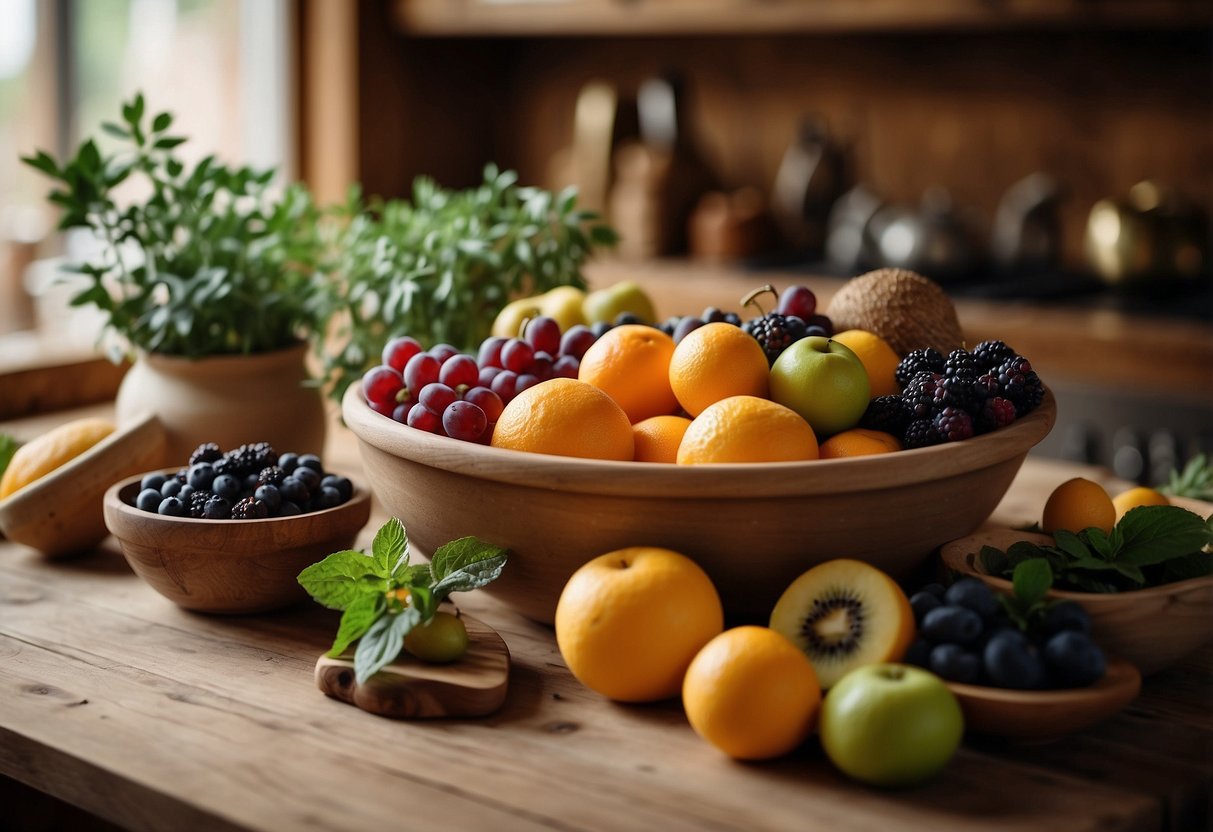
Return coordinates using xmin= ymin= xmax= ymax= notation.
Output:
xmin=343 ymin=384 xmax=1056 ymax=624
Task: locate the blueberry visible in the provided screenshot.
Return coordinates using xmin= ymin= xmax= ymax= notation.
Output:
xmin=294 ymin=466 xmax=321 ymax=491
xmin=136 ymin=487 xmax=163 ymax=512
xmin=1043 ymin=631 xmax=1105 ymax=688
xmin=243 ymin=473 xmax=260 ymax=492
xmin=903 ymin=638 xmax=932 ymax=668
xmin=280 ymin=476 xmax=309 ymax=505
xmin=910 ymin=591 xmax=942 ymax=623
xmin=1043 ymin=600 xmax=1091 ymax=635
xmin=277 ymin=501 xmax=303 ymax=517
xmin=312 ymin=485 xmax=342 ymax=510
xmin=320 ymin=475 xmax=352 ymax=502
xmin=929 ymin=643 xmax=982 ymax=684
xmin=178 ymin=484 xmax=195 ymax=501
xmin=945 ymin=578 xmax=1000 ymax=620
xmin=723 ymin=312 xmax=742 ymax=326
xmin=921 ymin=605 xmax=984 ymax=646
xmin=202 ymin=496 xmax=231 ymax=520
xmin=160 ymin=479 xmax=184 ymax=499
xmin=140 ymin=473 xmax=167 ymax=492
xmin=277 ymin=452 xmax=299 ymax=475
xmin=590 ymin=321 xmax=612 ymax=338
xmin=187 ymin=462 xmax=216 ymax=491
xmin=984 ymin=629 xmax=1046 ymax=690
xmin=702 ymin=306 xmax=725 ymax=323
xmin=157 ymin=496 xmax=186 ymax=517
xmin=254 ymin=484 xmax=282 ymax=512
xmin=212 ymin=474 xmax=241 ymax=501
xmin=613 ymin=312 xmax=641 ymax=326
xmin=920 ymin=582 xmax=948 ymax=600
xmin=298 ymin=454 xmax=324 ymax=474
xmin=805 ymin=326 xmax=829 ymax=338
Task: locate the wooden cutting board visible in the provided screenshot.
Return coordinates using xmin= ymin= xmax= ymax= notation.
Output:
xmin=314 ymin=613 xmax=510 ymax=719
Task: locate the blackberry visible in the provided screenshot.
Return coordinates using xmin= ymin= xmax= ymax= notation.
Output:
xmin=187 ymin=489 xmax=215 ymax=518
xmin=188 ymin=442 xmax=222 ymax=466
xmin=895 ymin=348 xmax=945 ymax=389
xmin=976 ymin=397 xmax=1017 ymax=433
xmin=939 ymin=375 xmax=984 ymax=415
xmin=212 ymin=456 xmax=235 ymax=477
xmin=996 ymin=357 xmax=1044 ymax=414
xmin=742 ymin=313 xmax=799 ymax=365
xmin=258 ymin=465 xmax=287 ymax=487
xmin=943 ymin=349 xmax=979 ymax=381
xmin=972 ymin=340 xmax=1017 ymax=371
xmin=231 ymin=496 xmax=269 ymax=520
xmin=904 ymin=418 xmax=943 ymax=449
xmin=902 ymin=371 xmax=943 ymax=420
xmin=974 ymin=371 xmax=1002 ymax=401
xmin=859 ymin=395 xmax=910 ymax=436
xmin=934 ymin=407 xmax=975 ymax=442
xmin=249 ymin=441 xmax=277 ymax=471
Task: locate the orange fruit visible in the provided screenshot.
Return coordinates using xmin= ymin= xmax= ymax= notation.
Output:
xmin=819 ymin=428 xmax=902 ymax=459
xmin=830 ymin=329 xmax=902 ymax=398
xmin=0 ymin=417 xmax=114 ymax=499
xmin=668 ymin=322 xmax=769 ymax=417
xmin=555 ymin=546 xmax=724 ymax=702
xmin=632 ymin=415 xmax=692 ymax=464
xmin=677 ymin=396 xmax=818 ymax=464
xmin=683 ymin=626 xmax=821 ymax=760
xmin=490 ymin=378 xmax=633 ymax=461
xmin=1111 ymin=486 xmax=1170 ymax=520
xmin=1041 ymin=477 xmax=1116 ymax=535
xmin=578 ymin=325 xmax=678 ymax=423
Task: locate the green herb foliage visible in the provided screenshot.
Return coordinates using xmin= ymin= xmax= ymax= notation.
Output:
xmin=1161 ymin=453 xmax=1213 ymax=501
xmin=297 ymin=518 xmax=507 ymax=682
xmin=0 ymin=435 xmax=19 ymax=482
xmin=22 ymin=94 xmax=326 ymax=359
xmin=979 ymin=505 xmax=1213 ymax=593
xmin=314 ymin=165 xmax=618 ymax=402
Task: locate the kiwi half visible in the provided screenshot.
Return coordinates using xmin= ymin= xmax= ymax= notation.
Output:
xmin=769 ymin=559 xmax=915 ymax=688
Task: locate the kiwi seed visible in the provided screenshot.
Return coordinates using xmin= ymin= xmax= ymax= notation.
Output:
xmin=799 ymin=586 xmax=866 ymax=661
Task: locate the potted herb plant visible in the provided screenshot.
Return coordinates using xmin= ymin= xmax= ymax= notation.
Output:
xmin=23 ymin=95 xmax=330 ymax=462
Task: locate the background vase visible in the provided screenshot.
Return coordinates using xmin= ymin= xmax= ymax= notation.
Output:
xmin=115 ymin=343 xmax=328 ymax=467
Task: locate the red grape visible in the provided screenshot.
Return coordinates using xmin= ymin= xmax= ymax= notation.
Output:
xmin=525 ymin=316 xmax=562 ymax=355
xmin=477 ymin=336 xmax=507 ymax=369
xmin=777 ymin=285 xmax=817 ymax=320
xmin=514 ymin=373 xmax=540 ymax=397
xmin=673 ymin=317 xmax=705 ymax=344
xmin=804 ymin=313 xmax=834 ymax=336
xmin=531 ymin=351 xmax=555 ymax=381
xmin=501 ymin=339 xmax=534 ymax=373
xmin=442 ymin=400 xmax=488 ymax=442
xmin=362 ymin=365 xmax=404 ymax=409
xmin=391 ymin=402 xmax=414 ymax=423
xmin=490 ymin=370 xmax=518 ymax=401
xmin=463 ymin=386 xmax=504 ymax=423
xmin=404 ymin=352 xmax=441 ymax=394
xmin=439 ymin=354 xmax=479 ymax=389
xmin=420 ymin=382 xmax=458 ymax=415
xmin=407 ymin=404 xmax=443 ymax=434
xmin=369 ymin=399 xmax=394 ymax=417
xmin=430 ymin=343 xmax=460 ymax=364
xmin=559 ymin=325 xmax=596 ymax=359
xmin=552 ymin=354 xmax=580 ymax=379
xmin=382 ymin=336 xmax=423 ymax=372
xmin=478 ymin=365 xmax=503 ymax=388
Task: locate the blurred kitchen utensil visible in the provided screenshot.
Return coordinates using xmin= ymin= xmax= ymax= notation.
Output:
xmin=869 ymin=187 xmax=980 ymax=281
xmin=1085 ymin=180 xmax=1209 ymax=288
xmin=771 ymin=115 xmax=850 ymax=256
xmin=992 ymin=173 xmax=1064 ymax=274
xmin=825 ymin=184 xmax=885 ymax=272
xmin=688 ymin=187 xmax=776 ymax=262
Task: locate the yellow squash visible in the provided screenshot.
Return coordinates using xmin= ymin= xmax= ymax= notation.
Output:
xmin=0 ymin=417 xmax=115 ymax=499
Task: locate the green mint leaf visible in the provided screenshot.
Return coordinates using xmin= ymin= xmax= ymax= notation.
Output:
xmin=430 ymin=537 xmax=508 ymax=582
xmin=371 ymin=517 xmax=408 ymax=578
xmin=297 ymin=550 xmax=384 ymax=610
xmin=1117 ymin=505 xmax=1212 ymax=568
xmin=1012 ymin=558 xmax=1053 ymax=607
xmin=1052 ymin=530 xmax=1093 ymax=563
xmin=1109 ymin=561 xmax=1146 ymax=586
xmin=979 ymin=545 xmax=1009 ymax=577
xmin=1068 ymin=571 xmax=1121 ymax=593
xmin=327 ymin=593 xmax=385 ymax=658
xmin=1163 ymin=550 xmax=1213 ymax=583
xmin=1084 ymin=528 xmax=1116 ymax=560
xmin=0 ymin=435 xmax=19 ymax=482
xmin=354 ymin=607 xmax=421 ymax=684
xmin=397 ymin=564 xmax=431 ymax=587
xmin=407 ymin=585 xmax=436 ymax=620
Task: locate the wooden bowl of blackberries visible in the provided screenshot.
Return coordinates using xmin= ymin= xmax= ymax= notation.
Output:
xmin=104 ymin=442 xmax=371 ymax=614
xmin=902 ymin=577 xmax=1141 ymax=742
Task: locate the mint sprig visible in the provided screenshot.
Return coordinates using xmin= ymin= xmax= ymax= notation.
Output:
xmin=0 ymin=435 xmax=19 ymax=483
xmin=979 ymin=504 xmax=1213 ymax=593
xmin=298 ymin=518 xmax=508 ymax=682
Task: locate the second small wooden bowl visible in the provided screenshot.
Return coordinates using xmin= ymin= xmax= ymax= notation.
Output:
xmin=940 ymin=521 xmax=1213 ymax=676
xmin=103 ymin=470 xmax=372 ymax=614
xmin=947 ymin=657 xmax=1141 ymax=742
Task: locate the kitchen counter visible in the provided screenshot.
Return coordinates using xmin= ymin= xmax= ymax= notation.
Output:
xmin=1 ymin=404 xmax=1210 ymax=832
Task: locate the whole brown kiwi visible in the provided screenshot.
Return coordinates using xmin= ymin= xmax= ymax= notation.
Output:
xmin=825 ymin=268 xmax=965 ymax=356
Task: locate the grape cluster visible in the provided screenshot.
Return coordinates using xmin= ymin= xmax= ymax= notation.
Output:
xmin=903 ymin=578 xmax=1106 ymax=690
xmin=740 ymin=285 xmax=834 ymax=365
xmin=657 ymin=306 xmax=742 ymax=344
xmin=131 ymin=444 xmax=352 ymax=520
xmin=363 ymin=316 xmax=600 ymax=444
xmin=861 ymin=340 xmax=1043 ymax=448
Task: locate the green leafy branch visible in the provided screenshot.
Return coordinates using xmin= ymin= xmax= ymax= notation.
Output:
xmin=0 ymin=435 xmax=19 ymax=482
xmin=980 ymin=504 xmax=1213 ymax=593
xmin=297 ymin=518 xmax=507 ymax=683
xmin=1161 ymin=453 xmax=1213 ymax=501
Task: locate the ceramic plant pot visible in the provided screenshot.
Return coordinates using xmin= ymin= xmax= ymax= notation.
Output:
xmin=115 ymin=342 xmax=327 ymax=467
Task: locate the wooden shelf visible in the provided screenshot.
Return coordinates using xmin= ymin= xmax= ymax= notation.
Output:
xmin=393 ymin=0 xmax=1211 ymax=37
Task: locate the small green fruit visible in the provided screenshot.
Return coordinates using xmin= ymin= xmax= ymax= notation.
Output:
xmin=403 ymin=611 xmax=470 ymax=664
xmin=769 ymin=336 xmax=870 ymax=437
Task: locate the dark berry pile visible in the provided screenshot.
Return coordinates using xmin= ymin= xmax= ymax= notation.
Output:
xmin=903 ymin=579 xmax=1105 ymax=690
xmin=131 ymin=443 xmax=353 ymax=520
xmin=739 ymin=284 xmax=834 ymax=365
xmin=860 ymin=340 xmax=1043 ymax=448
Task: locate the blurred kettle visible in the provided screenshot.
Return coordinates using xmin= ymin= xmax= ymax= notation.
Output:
xmin=771 ymin=116 xmax=850 ymax=255
xmin=992 ymin=173 xmax=1064 ymax=274
xmin=867 ymin=187 xmax=980 ymax=281
xmin=1085 ymin=180 xmax=1208 ymax=287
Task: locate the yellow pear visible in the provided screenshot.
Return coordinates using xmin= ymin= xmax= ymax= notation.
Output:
xmin=491 ymin=295 xmax=546 ymax=339
xmin=540 ymin=285 xmax=589 ymax=332
xmin=582 ymin=280 xmax=657 ymax=325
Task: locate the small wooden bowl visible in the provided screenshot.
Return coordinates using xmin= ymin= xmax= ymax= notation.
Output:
xmin=343 ymin=383 xmax=1056 ymax=624
xmin=0 ymin=412 xmax=166 ymax=558
xmin=947 ymin=657 xmax=1141 ymax=742
xmin=103 ymin=469 xmax=372 ymax=614
xmin=940 ymin=518 xmax=1213 ymax=676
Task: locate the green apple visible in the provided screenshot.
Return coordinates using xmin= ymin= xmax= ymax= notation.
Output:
xmin=582 ymin=280 xmax=657 ymax=325
xmin=769 ymin=336 xmax=870 ymax=437
xmin=819 ymin=663 xmax=964 ymax=788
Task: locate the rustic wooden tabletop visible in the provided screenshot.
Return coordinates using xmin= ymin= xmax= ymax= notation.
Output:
xmin=1 ymin=401 xmax=1210 ymax=832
